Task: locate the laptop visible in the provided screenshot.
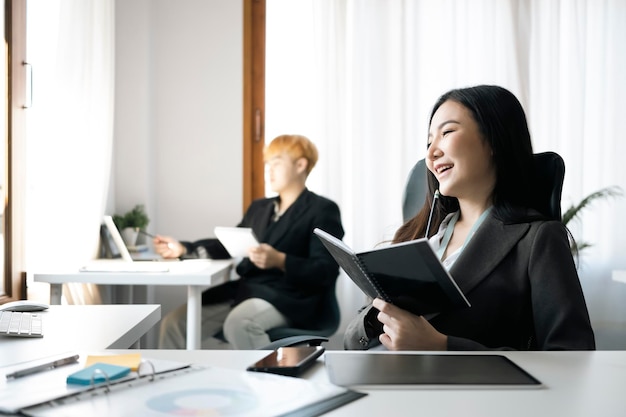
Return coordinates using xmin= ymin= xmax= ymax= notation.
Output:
xmin=79 ymin=216 xmax=172 ymax=272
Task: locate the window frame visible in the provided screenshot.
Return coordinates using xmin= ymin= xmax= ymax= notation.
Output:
xmin=2 ymin=0 xmax=27 ymax=303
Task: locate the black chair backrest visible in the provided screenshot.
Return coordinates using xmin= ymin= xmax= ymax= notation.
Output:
xmin=402 ymin=159 xmax=428 ymax=223
xmin=402 ymin=151 xmax=565 ymax=222
xmin=532 ymin=151 xmax=565 ymax=221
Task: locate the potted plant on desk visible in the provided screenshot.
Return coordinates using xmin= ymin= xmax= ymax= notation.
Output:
xmin=113 ymin=204 xmax=150 ymax=249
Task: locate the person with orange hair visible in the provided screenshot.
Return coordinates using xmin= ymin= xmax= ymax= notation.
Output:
xmin=156 ymin=134 xmax=344 ymax=349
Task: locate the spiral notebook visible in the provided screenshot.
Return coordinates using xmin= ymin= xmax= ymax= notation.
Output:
xmin=313 ymin=228 xmax=470 ymax=316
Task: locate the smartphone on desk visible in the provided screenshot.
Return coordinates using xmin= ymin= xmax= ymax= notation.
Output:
xmin=246 ymin=346 xmax=325 ymax=377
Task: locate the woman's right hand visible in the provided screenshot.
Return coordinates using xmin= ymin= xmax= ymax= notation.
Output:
xmin=153 ymin=235 xmax=185 ymax=259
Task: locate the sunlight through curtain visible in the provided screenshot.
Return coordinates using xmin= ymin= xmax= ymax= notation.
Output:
xmin=26 ymin=0 xmax=115 ymax=304
xmin=266 ymin=0 xmax=626 ymax=344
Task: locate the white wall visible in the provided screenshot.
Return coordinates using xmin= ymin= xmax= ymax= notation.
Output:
xmin=113 ymin=0 xmax=243 ymax=347
xmin=114 ymin=0 xmax=243 ymax=235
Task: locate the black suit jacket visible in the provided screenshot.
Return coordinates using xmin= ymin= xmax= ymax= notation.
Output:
xmin=202 ymin=189 xmax=344 ymax=329
xmin=344 ymin=211 xmax=596 ymax=351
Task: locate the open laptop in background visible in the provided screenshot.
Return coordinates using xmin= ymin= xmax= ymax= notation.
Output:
xmin=101 ymin=215 xmax=165 ymax=262
xmin=79 ymin=216 xmax=171 ymax=272
xmin=100 ymin=215 xmax=137 ymax=262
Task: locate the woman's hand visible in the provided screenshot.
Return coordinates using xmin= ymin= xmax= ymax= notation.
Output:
xmin=373 ymin=298 xmax=447 ymax=351
xmin=153 ymin=235 xmax=185 ymax=259
xmin=247 ymin=243 xmax=286 ymax=270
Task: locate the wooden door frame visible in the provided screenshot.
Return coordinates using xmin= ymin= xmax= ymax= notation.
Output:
xmin=2 ymin=0 xmax=27 ymax=302
xmin=242 ymin=0 xmax=266 ymax=211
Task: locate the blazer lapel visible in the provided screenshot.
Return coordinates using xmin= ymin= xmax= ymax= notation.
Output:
xmin=249 ymin=199 xmax=276 ymax=240
xmin=263 ymin=189 xmax=311 ymax=245
xmin=449 ymin=213 xmax=530 ymax=295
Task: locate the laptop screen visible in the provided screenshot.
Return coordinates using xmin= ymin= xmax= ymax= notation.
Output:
xmin=102 ymin=215 xmax=134 ymax=262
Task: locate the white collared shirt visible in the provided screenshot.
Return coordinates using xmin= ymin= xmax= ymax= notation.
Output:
xmin=428 ymin=212 xmax=461 ymax=270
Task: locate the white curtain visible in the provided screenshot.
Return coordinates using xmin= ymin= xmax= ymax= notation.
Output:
xmin=266 ymin=0 xmax=626 ymax=344
xmin=26 ymin=0 xmax=115 ymax=303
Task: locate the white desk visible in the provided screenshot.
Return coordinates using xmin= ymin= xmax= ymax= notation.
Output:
xmin=0 ymin=304 xmax=160 ymax=368
xmin=100 ymin=349 xmax=626 ymax=417
xmin=33 ymin=259 xmax=233 ymax=350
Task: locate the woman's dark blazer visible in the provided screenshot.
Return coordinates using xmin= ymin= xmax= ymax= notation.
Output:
xmin=344 ymin=211 xmax=596 ymax=351
xmin=204 ymin=188 xmax=344 ymax=329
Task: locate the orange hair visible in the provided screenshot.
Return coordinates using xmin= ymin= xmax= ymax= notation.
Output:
xmin=263 ymin=134 xmax=319 ymax=176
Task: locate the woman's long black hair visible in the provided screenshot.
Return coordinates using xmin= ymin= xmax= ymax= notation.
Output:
xmin=394 ymin=85 xmax=546 ymax=243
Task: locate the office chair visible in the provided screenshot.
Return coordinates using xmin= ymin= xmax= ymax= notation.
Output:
xmin=259 ymin=281 xmax=341 ymax=350
xmin=402 ymin=158 xmax=428 ymax=223
xmin=532 ymin=151 xmax=565 ymax=220
xmin=401 ymin=151 xmax=565 ymax=222
xmin=264 ymin=152 xmax=565 ymax=350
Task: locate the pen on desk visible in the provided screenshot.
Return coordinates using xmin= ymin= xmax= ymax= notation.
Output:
xmin=5 ymin=354 xmax=80 ymax=380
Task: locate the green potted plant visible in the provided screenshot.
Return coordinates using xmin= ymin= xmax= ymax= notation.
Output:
xmin=113 ymin=204 xmax=150 ymax=247
xmin=563 ymin=186 xmax=623 ymax=254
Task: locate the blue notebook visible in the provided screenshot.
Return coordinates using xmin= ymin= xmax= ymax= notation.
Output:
xmin=66 ymin=363 xmax=131 ymax=385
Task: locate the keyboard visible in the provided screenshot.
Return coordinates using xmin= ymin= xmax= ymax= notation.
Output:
xmin=0 ymin=311 xmax=43 ymax=338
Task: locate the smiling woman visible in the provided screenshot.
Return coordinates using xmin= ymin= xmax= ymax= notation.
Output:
xmin=343 ymin=85 xmax=596 ymax=352
xmin=265 ymin=0 xmax=626 ymax=349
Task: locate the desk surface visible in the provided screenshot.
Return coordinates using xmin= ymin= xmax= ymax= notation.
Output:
xmin=32 ymin=259 xmax=233 ymax=285
xmin=0 ymin=304 xmax=160 ymax=368
xmin=32 ymin=259 xmax=233 ymax=350
xmin=103 ymin=349 xmax=626 ymax=417
xmin=33 ymin=259 xmax=233 ymax=349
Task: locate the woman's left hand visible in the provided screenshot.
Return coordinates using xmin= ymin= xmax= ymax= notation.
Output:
xmin=373 ymin=298 xmax=447 ymax=351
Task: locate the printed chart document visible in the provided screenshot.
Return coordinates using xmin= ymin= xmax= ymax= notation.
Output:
xmin=214 ymin=227 xmax=260 ymax=258
xmin=16 ymin=364 xmax=365 ymax=417
xmin=314 ymin=228 xmax=470 ymax=315
xmin=0 ymin=353 xmax=190 ymax=414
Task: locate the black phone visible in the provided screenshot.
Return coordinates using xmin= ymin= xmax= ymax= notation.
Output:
xmin=246 ymin=346 xmax=325 ymax=377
